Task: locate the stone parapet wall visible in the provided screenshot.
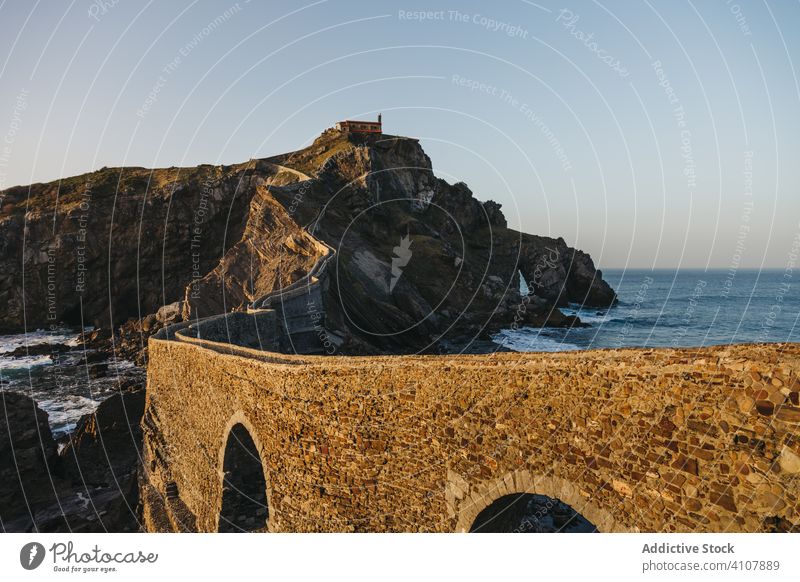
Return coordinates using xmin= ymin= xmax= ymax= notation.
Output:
xmin=141 ymin=339 xmax=800 ymax=532
xmin=175 ymin=311 xmax=279 ymax=351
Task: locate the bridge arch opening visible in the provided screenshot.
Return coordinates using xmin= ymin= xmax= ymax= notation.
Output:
xmin=469 ymin=493 xmax=597 ymax=533
xmin=218 ymin=423 xmax=269 ymax=532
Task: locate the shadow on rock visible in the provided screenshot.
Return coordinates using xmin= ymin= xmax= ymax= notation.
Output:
xmin=1 ymin=389 xmax=145 ymax=532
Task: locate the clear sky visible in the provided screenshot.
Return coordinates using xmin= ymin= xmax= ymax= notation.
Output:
xmin=0 ymin=0 xmax=798 ymax=269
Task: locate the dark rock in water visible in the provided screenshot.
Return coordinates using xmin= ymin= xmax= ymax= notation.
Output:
xmin=5 ymin=342 xmax=71 ymax=358
xmin=59 ymin=390 xmax=145 ymax=532
xmin=0 ymin=390 xmax=145 ymax=532
xmin=74 ymin=349 xmax=108 ymax=367
xmin=62 ymin=389 xmax=145 ymax=487
xmin=87 ymin=363 xmax=109 ymax=378
xmin=117 ymin=376 xmax=146 ymax=393
xmin=0 ymin=392 xmax=70 ymax=527
xmin=76 ymin=319 xmax=163 ymax=367
xmin=77 ymin=327 xmax=112 ymax=346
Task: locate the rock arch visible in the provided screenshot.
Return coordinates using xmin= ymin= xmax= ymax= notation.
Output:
xmin=217 ymin=413 xmax=271 ymax=532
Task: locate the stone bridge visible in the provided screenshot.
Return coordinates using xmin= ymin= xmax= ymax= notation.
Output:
xmin=140 ymin=310 xmax=800 ymax=532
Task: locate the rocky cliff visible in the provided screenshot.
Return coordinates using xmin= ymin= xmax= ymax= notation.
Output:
xmin=264 ymin=130 xmax=616 ymax=352
xmin=0 ymin=160 xmax=315 ymax=333
xmin=0 ymin=128 xmax=615 ymax=354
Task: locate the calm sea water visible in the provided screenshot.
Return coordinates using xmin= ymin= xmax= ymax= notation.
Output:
xmin=493 ymin=269 xmax=799 ymax=352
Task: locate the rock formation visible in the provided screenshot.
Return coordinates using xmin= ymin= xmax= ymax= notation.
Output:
xmin=0 ymin=390 xmax=144 ymax=532
xmin=0 ymin=162 xmax=269 ymax=332
xmin=59 ymin=389 xmax=145 ymax=532
xmin=0 ymin=392 xmax=68 ymax=528
xmin=264 ymin=130 xmax=616 ymax=352
xmin=0 ymin=127 xmax=615 ymax=354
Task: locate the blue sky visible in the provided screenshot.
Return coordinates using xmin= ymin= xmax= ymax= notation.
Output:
xmin=0 ymin=0 xmax=798 ymax=268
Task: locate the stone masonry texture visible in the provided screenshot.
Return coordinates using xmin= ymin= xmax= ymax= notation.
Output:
xmin=141 ymin=336 xmax=800 ymax=533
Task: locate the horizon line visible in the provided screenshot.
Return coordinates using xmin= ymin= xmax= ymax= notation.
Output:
xmin=599 ymin=266 xmax=789 ymax=271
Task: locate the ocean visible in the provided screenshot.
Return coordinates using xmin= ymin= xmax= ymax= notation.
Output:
xmin=494 ymin=268 xmax=799 ymax=352
xmin=0 ymin=328 xmax=144 ymax=438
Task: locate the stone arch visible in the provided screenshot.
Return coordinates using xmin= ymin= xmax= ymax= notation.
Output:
xmin=217 ymin=412 xmax=272 ymax=532
xmin=452 ymin=470 xmax=622 ymax=533
xmin=469 ymin=493 xmax=597 ymax=532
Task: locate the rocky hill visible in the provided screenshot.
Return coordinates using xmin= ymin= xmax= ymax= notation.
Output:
xmin=0 ymin=128 xmax=616 ymax=354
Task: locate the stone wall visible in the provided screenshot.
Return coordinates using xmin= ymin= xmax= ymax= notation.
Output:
xmin=141 ymin=338 xmax=800 ymax=532
xmin=176 ymin=311 xmax=279 ymax=351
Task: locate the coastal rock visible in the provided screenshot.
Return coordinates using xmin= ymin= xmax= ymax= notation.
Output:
xmin=62 ymin=389 xmax=145 ymax=486
xmin=517 ymin=236 xmax=617 ymax=307
xmin=0 ymin=392 xmax=69 ymax=526
xmin=0 ymin=389 xmax=145 ymax=532
xmin=273 ymin=130 xmax=614 ymax=351
xmin=5 ymin=342 xmax=70 ymax=358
